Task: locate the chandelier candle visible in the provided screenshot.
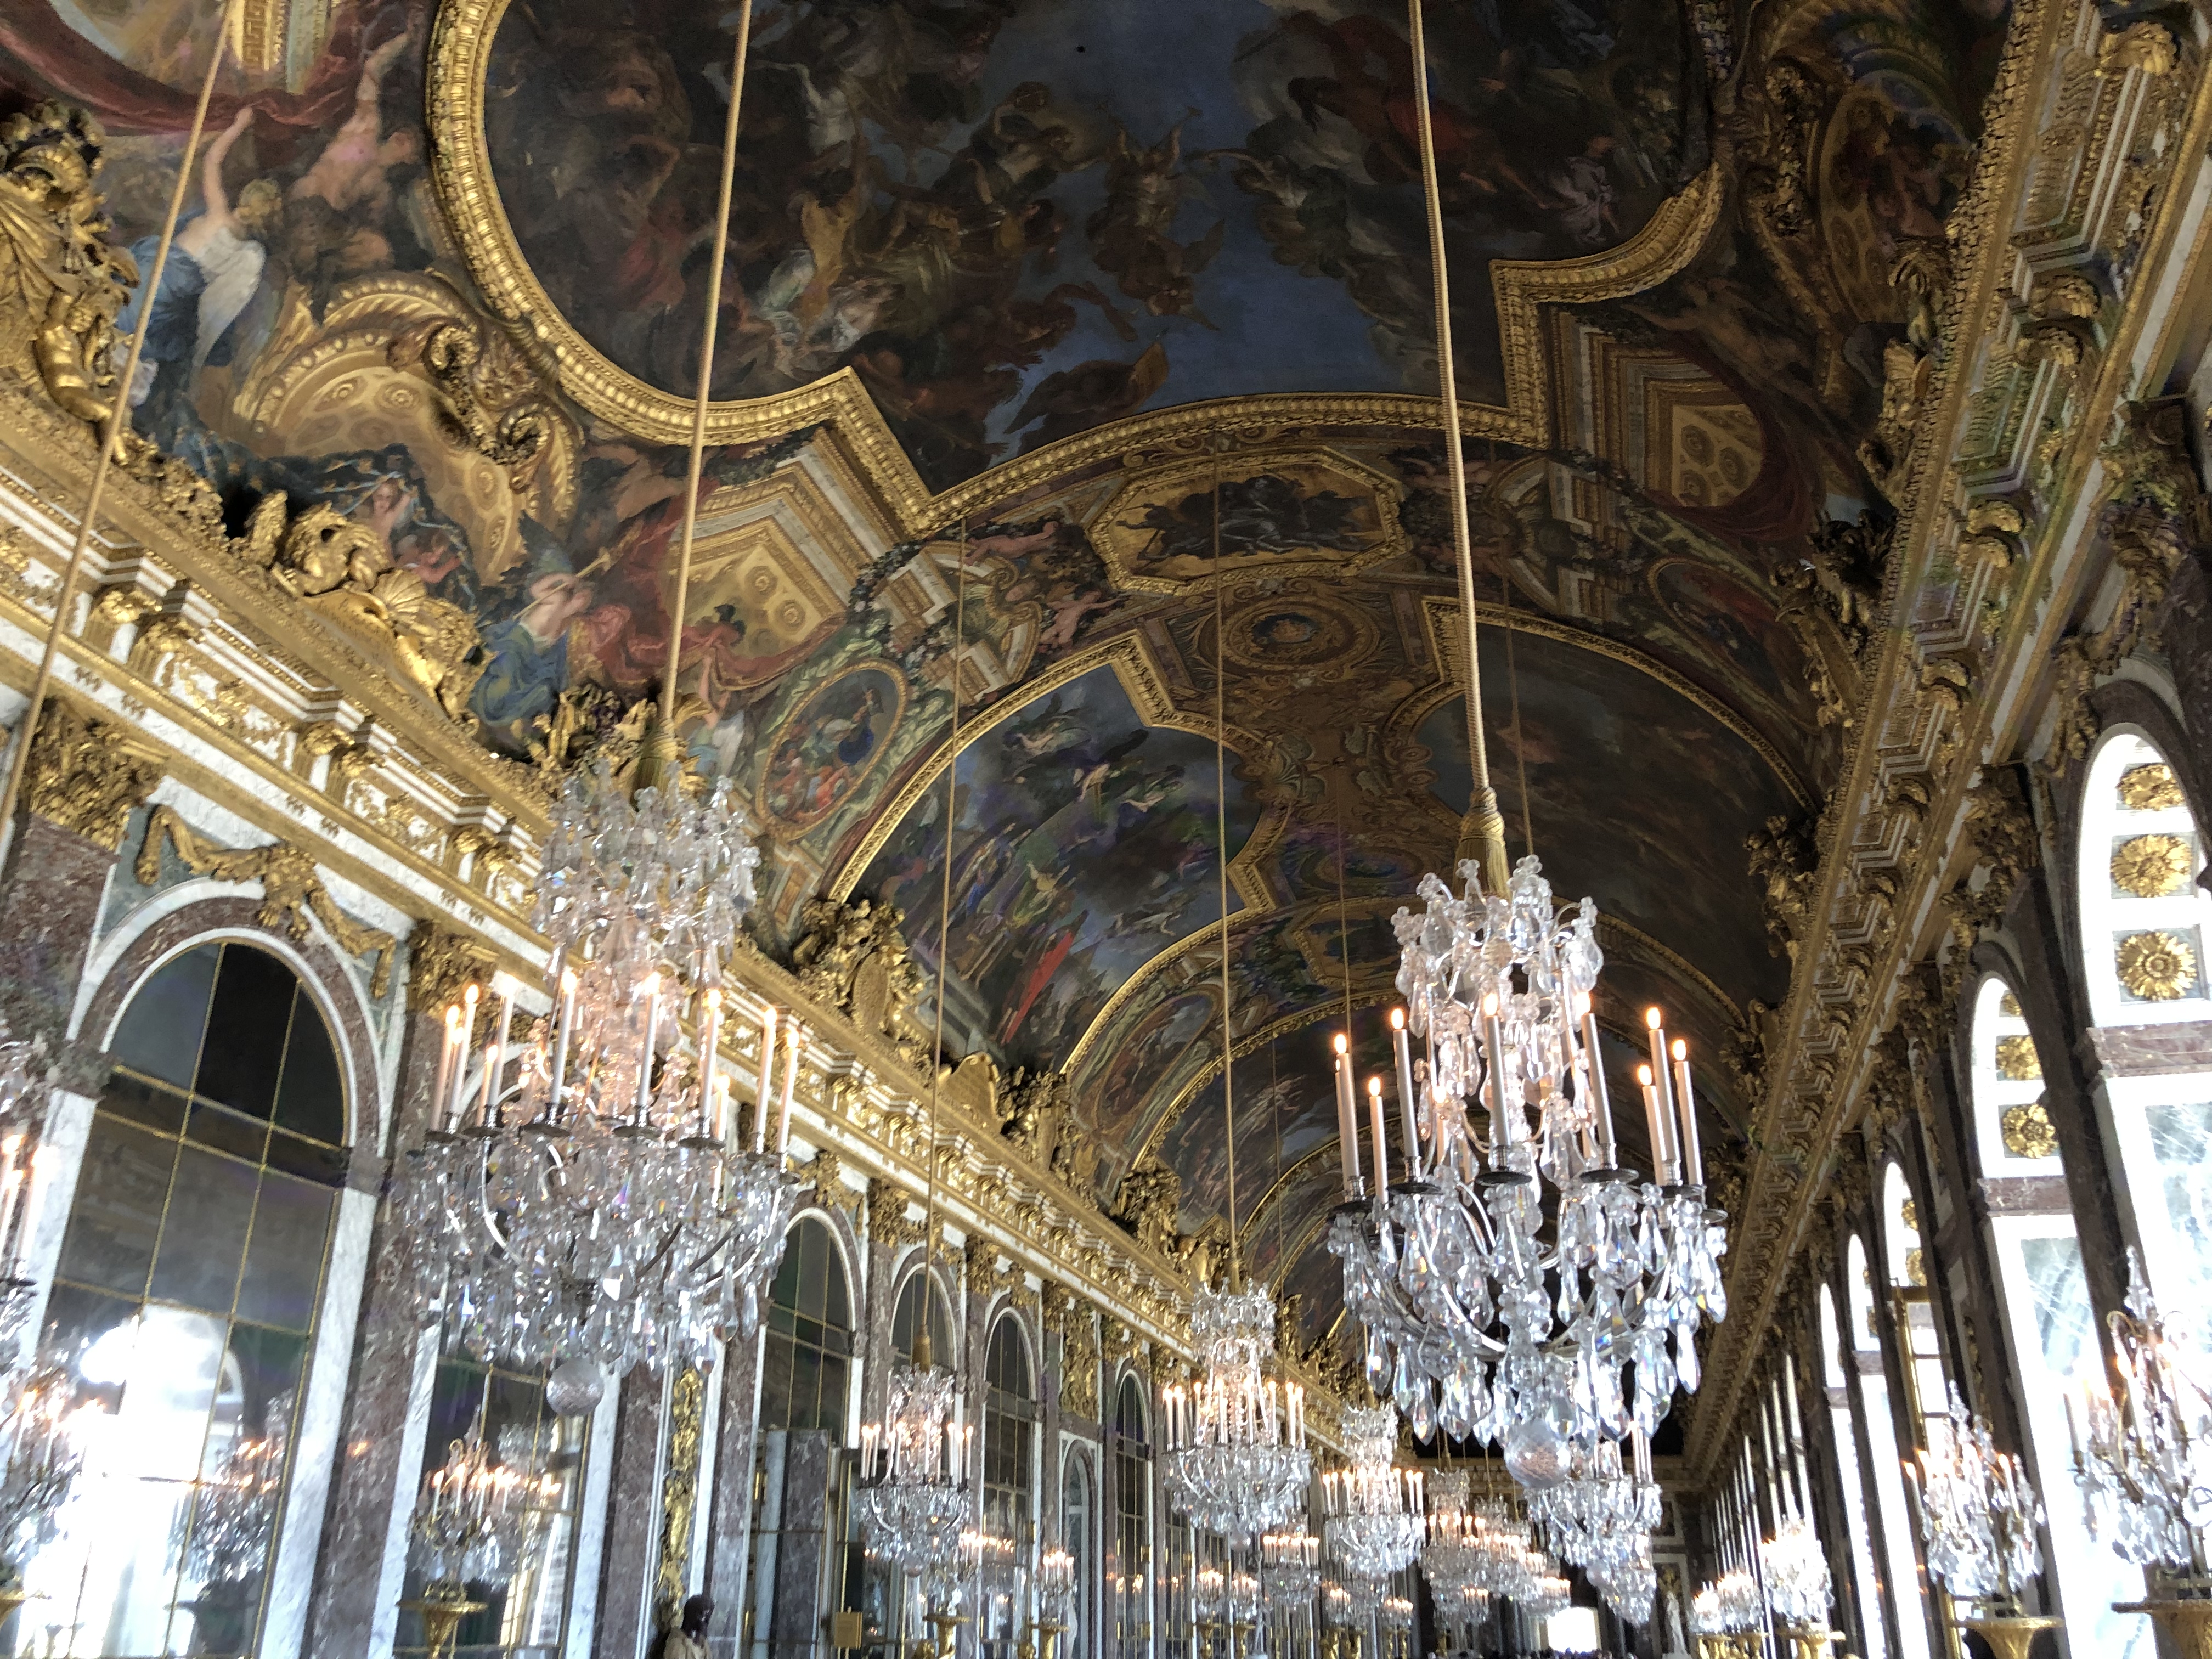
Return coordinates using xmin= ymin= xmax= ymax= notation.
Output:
xmin=1574 ymin=992 xmax=1615 ymax=1166
xmin=1335 ymin=1032 xmax=1362 ymax=1198
xmin=754 ymin=1006 xmax=778 ymax=1153
xmin=1670 ymin=1039 xmax=1703 ymax=1186
xmin=1643 ymin=1008 xmax=1683 ymax=1181
xmin=1367 ymin=1076 xmax=1390 ymax=1200
xmin=1390 ymin=1009 xmax=1421 ymax=1181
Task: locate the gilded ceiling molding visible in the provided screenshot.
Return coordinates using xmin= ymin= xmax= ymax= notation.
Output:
xmin=1681 ymin=0 xmax=2211 ymax=1480
xmin=1416 ymin=596 xmax=1815 ymax=809
xmin=825 ymin=630 xmax=1279 ymax=909
xmin=426 ymin=0 xmax=1720 ymax=526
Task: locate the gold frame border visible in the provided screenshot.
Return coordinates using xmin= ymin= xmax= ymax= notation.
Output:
xmin=426 ymin=0 xmax=1721 ymax=528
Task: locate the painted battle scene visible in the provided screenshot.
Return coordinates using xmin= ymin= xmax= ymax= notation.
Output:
xmin=853 ymin=662 xmax=1264 ymax=1067
xmin=482 ymin=0 xmax=1696 ymax=486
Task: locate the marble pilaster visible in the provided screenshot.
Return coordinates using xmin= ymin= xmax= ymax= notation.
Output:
xmin=593 ymin=1364 xmax=672 ymax=1659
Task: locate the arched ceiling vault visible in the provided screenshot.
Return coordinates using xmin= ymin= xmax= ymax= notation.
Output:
xmin=4 ymin=0 xmax=2014 ymax=1387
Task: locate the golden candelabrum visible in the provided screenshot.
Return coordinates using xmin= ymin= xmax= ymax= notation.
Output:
xmin=1776 ymin=1622 xmax=1840 ymax=1659
xmin=400 ymin=1582 xmax=486 ymax=1659
xmin=2114 ymin=1598 xmax=2212 ymax=1659
xmin=1954 ymin=1611 xmax=2062 ymax=1659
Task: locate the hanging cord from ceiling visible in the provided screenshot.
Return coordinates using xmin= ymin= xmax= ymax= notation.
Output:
xmin=917 ymin=517 xmax=968 ymax=1368
xmin=1214 ymin=447 xmax=1244 ymax=1294
xmin=1407 ymin=0 xmax=1509 ymax=896
xmin=0 ymin=0 xmax=249 ymax=844
xmin=638 ymin=0 xmax=755 ymax=788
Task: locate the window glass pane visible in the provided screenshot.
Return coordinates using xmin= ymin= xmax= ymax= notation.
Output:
xmin=2019 ymin=1234 xmax=2095 ymax=1377
xmin=185 ymin=1098 xmax=269 ymax=1165
xmin=110 ymin=945 xmax=217 ymax=1091
xmin=193 ymin=947 xmax=296 ymax=1120
xmin=55 ymin=1114 xmax=175 ymax=1300
xmin=146 ymin=1147 xmax=258 ymax=1313
xmin=237 ymin=1172 xmax=337 ymax=1333
xmin=100 ymin=1069 xmax=185 ymax=1138
xmin=273 ymin=988 xmax=345 ymax=1146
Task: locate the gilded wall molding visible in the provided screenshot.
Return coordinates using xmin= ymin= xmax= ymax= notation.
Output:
xmin=1681 ymin=0 xmax=2212 ymax=1481
xmin=136 ymin=805 xmax=399 ymax=998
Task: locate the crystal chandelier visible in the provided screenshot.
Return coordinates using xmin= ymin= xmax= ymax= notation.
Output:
xmin=1911 ymin=1387 xmax=2045 ymax=1607
xmin=1525 ymin=1428 xmax=1660 ymax=1626
xmin=1261 ymin=1530 xmax=1322 ymax=1611
xmin=2070 ymin=1248 xmax=2212 ymax=1579
xmin=1330 ymin=857 xmax=1728 ymax=1489
xmin=398 ymin=770 xmax=800 ymax=1378
xmin=1759 ymin=1516 xmax=1832 ymax=1628
xmin=1164 ymin=1282 xmax=1312 ymax=1542
xmin=1694 ymin=1570 xmax=1764 ymax=1639
xmin=185 ymin=1419 xmax=287 ymax=1591
xmin=856 ymin=1339 xmax=974 ymax=1576
xmin=1377 ymin=1593 xmax=1415 ymax=1659
xmin=0 ymin=1365 xmax=80 ymax=1567
xmin=409 ymin=1422 xmax=557 ymax=1588
xmin=1322 ymin=1404 xmax=1423 ymax=1579
xmin=1323 ymin=1573 xmax=1386 ymax=1631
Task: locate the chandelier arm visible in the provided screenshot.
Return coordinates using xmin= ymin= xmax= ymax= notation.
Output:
xmin=1404 ymin=0 xmax=1508 ymax=896
xmin=654 ymin=0 xmax=757 ymax=753
xmin=0 ymin=0 xmax=248 ymax=841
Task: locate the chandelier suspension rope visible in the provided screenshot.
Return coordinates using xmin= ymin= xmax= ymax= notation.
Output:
xmin=1214 ymin=453 xmax=1240 ymax=1290
xmin=0 ymin=0 xmax=247 ymax=839
xmin=652 ymin=0 xmax=755 ymax=769
xmin=1407 ymin=0 xmax=1508 ymax=895
xmin=922 ymin=518 xmax=969 ymax=1353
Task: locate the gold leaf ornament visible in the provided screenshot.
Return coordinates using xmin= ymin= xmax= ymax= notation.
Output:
xmin=2000 ymin=1099 xmax=2059 ymax=1160
xmin=1993 ymin=1034 xmax=2041 ymax=1081
xmin=2116 ymin=930 xmax=2198 ymax=1000
xmin=2118 ymin=763 xmax=2185 ymax=812
xmin=2112 ymin=833 xmax=2192 ymax=898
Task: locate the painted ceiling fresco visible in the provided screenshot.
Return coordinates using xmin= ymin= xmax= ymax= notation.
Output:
xmin=481 ymin=0 xmax=1697 ymax=487
xmin=0 ymin=0 xmax=2011 ymax=1363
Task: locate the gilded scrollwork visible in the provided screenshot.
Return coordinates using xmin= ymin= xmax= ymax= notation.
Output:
xmin=0 ymin=103 xmax=136 ymax=426
xmin=789 ymin=894 xmax=928 ymax=1069
xmin=652 ymin=1367 xmax=706 ymax=1631
xmin=867 ymin=1176 xmax=923 ymax=1253
xmin=238 ymin=494 xmax=486 ymax=725
xmin=136 ymin=804 xmax=397 ymax=997
xmin=405 ymin=923 xmax=497 ymax=1015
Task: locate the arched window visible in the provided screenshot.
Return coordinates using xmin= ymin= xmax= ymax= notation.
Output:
xmin=1966 ymin=978 xmax=2147 ymax=1654
xmin=2075 ymin=731 xmax=2212 ymax=1310
xmin=763 ymin=1217 xmax=853 ymax=1434
xmin=1110 ymin=1376 xmax=1151 ymax=1659
xmin=983 ymin=1318 xmax=1037 ymax=1654
xmin=30 ymin=941 xmax=348 ymax=1657
xmin=1882 ymin=1164 xmax=1950 ymax=1442
xmin=753 ymin=1218 xmax=858 ymax=1659
xmin=1062 ymin=1451 xmax=1097 ymax=1659
xmin=891 ymin=1268 xmax=955 ymax=1367
xmin=1848 ymin=1233 xmax=1929 ymax=1659
xmin=1818 ymin=1284 xmax=1887 ymax=1659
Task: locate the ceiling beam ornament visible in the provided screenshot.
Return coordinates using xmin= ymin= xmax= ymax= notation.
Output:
xmin=1681 ymin=0 xmax=2207 ymax=1482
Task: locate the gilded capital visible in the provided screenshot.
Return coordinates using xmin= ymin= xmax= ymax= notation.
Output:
xmin=20 ymin=698 xmax=163 ymax=852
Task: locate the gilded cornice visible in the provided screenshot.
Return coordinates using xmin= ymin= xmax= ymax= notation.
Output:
xmin=1683 ymin=0 xmax=2210 ymax=1481
xmin=427 ymin=0 xmax=1721 ymax=527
